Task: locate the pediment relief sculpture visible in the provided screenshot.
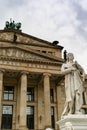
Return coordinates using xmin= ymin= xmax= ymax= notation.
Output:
xmin=0 ymin=48 xmax=45 ymax=61
xmin=0 ymin=47 xmax=61 ymax=64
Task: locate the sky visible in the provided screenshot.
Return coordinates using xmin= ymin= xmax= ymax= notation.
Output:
xmin=0 ymin=0 xmax=87 ymax=72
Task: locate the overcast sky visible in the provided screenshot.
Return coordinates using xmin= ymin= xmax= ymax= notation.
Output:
xmin=0 ymin=0 xmax=87 ymax=72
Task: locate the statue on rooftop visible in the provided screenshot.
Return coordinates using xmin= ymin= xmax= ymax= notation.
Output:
xmin=4 ymin=19 xmax=21 ymax=30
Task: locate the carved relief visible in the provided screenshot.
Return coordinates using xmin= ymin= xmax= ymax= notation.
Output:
xmin=0 ymin=48 xmax=49 ymax=62
xmin=0 ymin=32 xmax=13 ymax=41
xmin=0 ymin=32 xmax=50 ymax=47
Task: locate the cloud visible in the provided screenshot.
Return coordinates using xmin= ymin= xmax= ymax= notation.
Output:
xmin=0 ymin=0 xmax=87 ymax=72
xmin=77 ymin=0 xmax=87 ymax=11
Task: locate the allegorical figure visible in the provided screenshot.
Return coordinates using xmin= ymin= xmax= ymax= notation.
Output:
xmin=61 ymin=53 xmax=85 ymax=117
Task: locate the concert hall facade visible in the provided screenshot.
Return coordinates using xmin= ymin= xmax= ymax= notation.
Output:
xmin=1 ymin=27 xmax=87 ymax=130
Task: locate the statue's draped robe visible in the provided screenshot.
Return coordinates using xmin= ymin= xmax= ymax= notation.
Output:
xmin=61 ymin=62 xmax=84 ymax=115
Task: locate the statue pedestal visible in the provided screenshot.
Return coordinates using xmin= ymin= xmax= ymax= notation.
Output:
xmin=57 ymin=114 xmax=87 ymax=130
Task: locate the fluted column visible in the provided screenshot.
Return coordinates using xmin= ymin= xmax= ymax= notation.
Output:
xmin=19 ymin=71 xmax=28 ymax=130
xmin=43 ymin=73 xmax=51 ymax=128
xmin=0 ymin=70 xmax=4 ymax=129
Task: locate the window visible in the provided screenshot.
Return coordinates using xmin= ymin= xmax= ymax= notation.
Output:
xmin=48 ymin=51 xmax=52 ymax=55
xmin=1 ymin=105 xmax=13 ymax=129
xmin=42 ymin=51 xmax=46 ymax=53
xmin=27 ymin=87 xmax=34 ymax=101
xmin=3 ymin=86 xmax=14 ymax=100
xmin=51 ymin=107 xmax=55 ymax=129
xmin=27 ymin=106 xmax=34 ymax=129
xmin=50 ymin=89 xmax=54 ymax=102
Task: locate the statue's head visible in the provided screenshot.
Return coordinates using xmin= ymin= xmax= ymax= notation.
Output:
xmin=67 ymin=53 xmax=74 ymax=62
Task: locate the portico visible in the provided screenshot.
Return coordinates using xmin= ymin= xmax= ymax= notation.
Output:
xmin=0 ymin=69 xmax=62 ymax=130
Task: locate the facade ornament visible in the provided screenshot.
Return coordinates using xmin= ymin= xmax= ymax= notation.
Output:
xmin=13 ymin=34 xmax=17 ymax=43
xmin=63 ymin=50 xmax=67 ymax=62
xmin=4 ymin=19 xmax=21 ymax=30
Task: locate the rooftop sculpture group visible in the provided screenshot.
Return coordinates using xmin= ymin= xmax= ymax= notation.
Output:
xmin=4 ymin=19 xmax=21 ymax=30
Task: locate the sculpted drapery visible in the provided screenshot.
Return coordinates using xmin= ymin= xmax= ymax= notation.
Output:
xmin=61 ymin=53 xmax=85 ymax=116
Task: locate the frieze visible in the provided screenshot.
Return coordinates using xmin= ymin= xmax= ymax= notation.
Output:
xmin=0 ymin=60 xmax=48 ymax=69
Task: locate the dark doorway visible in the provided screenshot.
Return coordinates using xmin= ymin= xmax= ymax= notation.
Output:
xmin=27 ymin=106 xmax=34 ymax=129
xmin=1 ymin=105 xmax=13 ymax=129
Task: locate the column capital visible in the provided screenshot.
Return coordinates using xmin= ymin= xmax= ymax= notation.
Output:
xmin=0 ymin=69 xmax=5 ymax=74
xmin=20 ymin=71 xmax=29 ymax=75
xmin=43 ymin=73 xmax=51 ymax=77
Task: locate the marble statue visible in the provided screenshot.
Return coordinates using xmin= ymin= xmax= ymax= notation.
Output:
xmin=65 ymin=122 xmax=74 ymax=130
xmin=61 ymin=53 xmax=85 ymax=117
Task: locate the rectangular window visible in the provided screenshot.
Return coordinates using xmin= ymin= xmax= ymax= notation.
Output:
xmin=3 ymin=86 xmax=14 ymax=100
xmin=27 ymin=106 xmax=34 ymax=129
xmin=48 ymin=51 xmax=52 ymax=55
xmin=50 ymin=89 xmax=54 ymax=102
xmin=42 ymin=51 xmax=46 ymax=53
xmin=1 ymin=105 xmax=13 ymax=129
xmin=27 ymin=87 xmax=34 ymax=101
xmin=51 ymin=107 xmax=55 ymax=129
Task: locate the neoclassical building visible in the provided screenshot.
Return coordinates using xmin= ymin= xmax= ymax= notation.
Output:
xmin=0 ymin=25 xmax=67 ymax=130
xmin=1 ymin=22 xmax=87 ymax=130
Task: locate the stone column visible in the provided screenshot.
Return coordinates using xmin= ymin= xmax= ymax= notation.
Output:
xmin=43 ymin=73 xmax=51 ymax=128
xmin=19 ymin=71 xmax=28 ymax=130
xmin=0 ymin=70 xmax=4 ymax=129
xmin=37 ymin=83 xmax=43 ymax=129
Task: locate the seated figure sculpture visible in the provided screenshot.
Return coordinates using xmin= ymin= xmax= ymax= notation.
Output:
xmin=61 ymin=53 xmax=85 ymax=117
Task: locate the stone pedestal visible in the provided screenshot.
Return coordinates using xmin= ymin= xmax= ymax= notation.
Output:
xmin=57 ymin=114 xmax=87 ymax=130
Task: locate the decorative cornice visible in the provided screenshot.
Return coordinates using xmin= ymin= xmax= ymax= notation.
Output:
xmin=0 ymin=57 xmax=62 ymax=66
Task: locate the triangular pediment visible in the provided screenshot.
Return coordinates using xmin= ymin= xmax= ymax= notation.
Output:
xmin=0 ymin=45 xmax=63 ymax=65
xmin=0 ymin=30 xmax=63 ymax=49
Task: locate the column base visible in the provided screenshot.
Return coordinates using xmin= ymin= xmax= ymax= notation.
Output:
xmin=19 ymin=126 xmax=28 ymax=130
xmin=45 ymin=125 xmax=52 ymax=129
xmin=57 ymin=114 xmax=87 ymax=130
